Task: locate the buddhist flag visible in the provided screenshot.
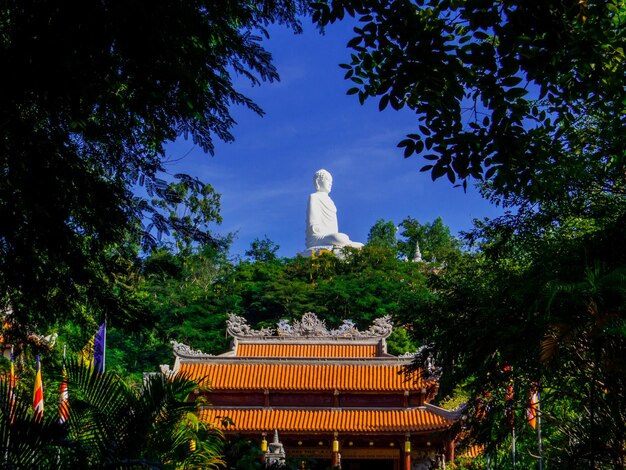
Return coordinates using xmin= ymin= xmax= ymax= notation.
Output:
xmin=503 ymin=365 xmax=515 ymax=429
xmin=59 ymin=356 xmax=69 ymax=424
xmin=475 ymin=392 xmax=491 ymax=421
xmin=528 ymin=388 xmax=539 ymax=429
xmin=80 ymin=322 xmax=106 ymax=373
xmin=505 ymin=382 xmax=515 ymax=429
xmin=529 ymin=385 xmax=544 ymax=468
xmin=93 ymin=322 xmax=106 ymax=374
xmin=9 ymin=346 xmax=15 ymax=424
xmin=33 ymin=355 xmax=44 ymax=422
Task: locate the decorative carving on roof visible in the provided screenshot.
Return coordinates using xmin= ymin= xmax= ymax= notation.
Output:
xmin=292 ymin=312 xmax=329 ymax=336
xmin=424 ymin=352 xmax=443 ymax=380
xmin=227 ymin=314 xmax=274 ymax=337
xmin=228 ymin=312 xmax=393 ymax=339
xmin=364 ymin=315 xmax=393 ymax=337
xmin=171 ymin=340 xmax=212 ymax=358
xmin=331 ymin=319 xmax=358 ymax=336
xmin=276 ymin=319 xmax=293 ymax=335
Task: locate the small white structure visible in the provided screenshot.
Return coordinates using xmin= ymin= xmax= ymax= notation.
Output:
xmin=413 ymin=240 xmax=423 ymax=262
xmin=266 ymin=429 xmax=286 ymax=467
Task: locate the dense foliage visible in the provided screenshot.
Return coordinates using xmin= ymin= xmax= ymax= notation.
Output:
xmin=106 ymin=217 xmax=454 ymax=377
xmin=409 ymin=215 xmax=626 ymax=467
xmin=312 ymin=0 xmax=626 ymax=201
xmin=0 ymin=359 xmax=223 ymax=468
xmin=0 ymin=0 xmax=306 ymax=333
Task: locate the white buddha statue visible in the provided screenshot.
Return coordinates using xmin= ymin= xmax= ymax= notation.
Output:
xmin=305 ymin=169 xmax=363 ymax=251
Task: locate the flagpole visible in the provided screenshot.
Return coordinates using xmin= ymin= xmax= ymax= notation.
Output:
xmin=59 ymin=344 xmax=69 ymax=426
xmin=6 ymin=344 xmax=14 ymax=462
xmin=538 ymin=390 xmax=543 ymax=470
xmin=506 ymin=374 xmax=516 ymax=469
xmin=512 ymin=427 xmax=516 ymax=469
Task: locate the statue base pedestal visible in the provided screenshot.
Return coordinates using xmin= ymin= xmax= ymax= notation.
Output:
xmin=298 ymin=246 xmax=336 ymax=258
xmin=299 ymin=244 xmax=363 ymax=259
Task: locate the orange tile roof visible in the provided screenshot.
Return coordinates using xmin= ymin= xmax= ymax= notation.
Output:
xmin=180 ymin=362 xmax=426 ymax=391
xmin=236 ymin=343 xmax=378 ymax=358
xmin=200 ymin=408 xmax=453 ymax=433
xmin=460 ymin=444 xmax=484 ymax=458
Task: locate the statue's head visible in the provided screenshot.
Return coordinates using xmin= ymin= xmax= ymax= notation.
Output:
xmin=314 ymin=169 xmax=332 ymax=193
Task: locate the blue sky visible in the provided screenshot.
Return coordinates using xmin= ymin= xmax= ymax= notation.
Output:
xmin=164 ymin=19 xmax=503 ymax=258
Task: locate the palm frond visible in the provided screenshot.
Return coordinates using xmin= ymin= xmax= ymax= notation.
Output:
xmin=0 ymin=373 xmax=81 ymax=466
xmin=0 ymin=360 xmax=224 ymax=467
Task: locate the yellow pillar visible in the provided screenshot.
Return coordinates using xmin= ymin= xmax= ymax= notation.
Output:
xmin=331 ymin=434 xmax=339 ymax=467
xmin=260 ymin=433 xmax=267 ymax=464
xmin=403 ymin=439 xmax=411 ymax=470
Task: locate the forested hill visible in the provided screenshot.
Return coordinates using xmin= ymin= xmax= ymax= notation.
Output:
xmin=104 ymin=216 xmax=460 ymax=377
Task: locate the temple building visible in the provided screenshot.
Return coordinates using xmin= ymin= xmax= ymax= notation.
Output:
xmin=164 ymin=313 xmax=460 ymax=469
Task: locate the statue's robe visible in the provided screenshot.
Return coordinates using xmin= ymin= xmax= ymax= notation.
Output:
xmin=306 ymin=192 xmax=342 ymax=248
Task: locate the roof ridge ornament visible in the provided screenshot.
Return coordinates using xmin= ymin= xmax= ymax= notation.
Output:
xmin=227 ymin=313 xmax=393 ymax=339
xmin=227 ymin=314 xmax=275 ymax=337
xmin=171 ymin=340 xmax=213 ymax=358
xmin=365 ymin=315 xmax=394 ymax=338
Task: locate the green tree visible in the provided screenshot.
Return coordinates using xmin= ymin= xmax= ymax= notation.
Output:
xmin=407 ymin=215 xmax=626 ymax=466
xmin=149 ymin=177 xmax=225 ymax=254
xmin=100 ymin=245 xmax=238 ymax=379
xmin=238 ymin=246 xmax=430 ymax=329
xmin=398 ymin=216 xmax=460 ymax=263
xmin=386 ymin=325 xmax=419 ymax=355
xmin=0 ymin=1 xmax=306 ymax=330
xmin=366 ymin=218 xmax=398 ymax=251
xmin=142 ymin=246 xmax=235 ymax=353
xmin=312 ymin=0 xmax=626 ymax=200
xmin=137 ymin=245 xmax=431 ymax=358
xmin=228 ymin=256 xmax=316 ymax=326
xmin=540 ymin=264 xmax=626 ymax=467
xmin=245 ymin=236 xmax=281 ymax=263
